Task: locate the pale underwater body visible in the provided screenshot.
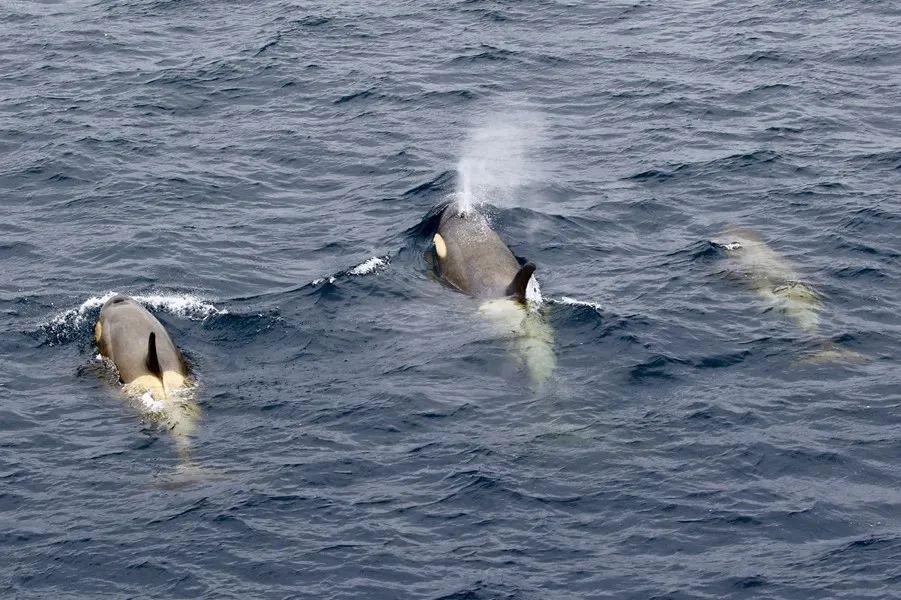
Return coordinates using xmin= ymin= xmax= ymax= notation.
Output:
xmin=478 ymin=297 xmax=557 ymax=386
xmin=756 ymin=281 xmax=822 ymax=334
xmin=96 ymin=352 xmax=207 ymax=485
xmin=717 ymin=228 xmax=864 ymax=364
xmin=122 ymin=379 xmax=201 ymax=466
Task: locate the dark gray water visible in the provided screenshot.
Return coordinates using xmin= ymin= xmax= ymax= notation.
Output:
xmin=2 ymin=1 xmax=900 ymax=598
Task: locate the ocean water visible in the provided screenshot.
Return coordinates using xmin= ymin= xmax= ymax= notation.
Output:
xmin=2 ymin=1 xmax=900 ymax=598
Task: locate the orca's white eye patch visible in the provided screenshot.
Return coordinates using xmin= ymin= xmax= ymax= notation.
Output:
xmin=94 ymin=321 xmax=103 ymax=342
xmin=433 ymin=233 xmax=447 ymax=258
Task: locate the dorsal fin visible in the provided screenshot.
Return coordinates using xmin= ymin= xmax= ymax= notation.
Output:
xmin=146 ymin=332 xmax=162 ymax=379
xmin=506 ymin=263 xmax=536 ymax=300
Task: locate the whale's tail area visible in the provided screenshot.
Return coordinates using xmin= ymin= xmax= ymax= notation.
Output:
xmin=153 ymin=431 xmax=227 ymax=489
xmin=156 ymin=461 xmax=227 ymax=490
xmin=506 ymin=263 xmax=536 ymax=300
xmin=794 ymin=340 xmax=868 ymax=366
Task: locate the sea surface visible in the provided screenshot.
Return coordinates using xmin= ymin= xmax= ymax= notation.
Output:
xmin=2 ymin=1 xmax=900 ymax=598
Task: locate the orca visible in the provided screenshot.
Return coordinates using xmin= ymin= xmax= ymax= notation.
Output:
xmin=433 ymin=202 xmax=535 ymax=301
xmin=95 ymin=294 xmax=189 ymax=398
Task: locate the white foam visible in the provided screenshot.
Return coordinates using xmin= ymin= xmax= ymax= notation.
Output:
xmin=43 ymin=291 xmax=227 ymax=338
xmin=714 ymin=241 xmax=743 ymax=251
xmin=46 ymin=291 xmax=117 ymax=331
xmin=554 ymin=296 xmax=604 ymax=311
xmin=525 ymin=275 xmax=543 ymax=305
xmin=140 ymin=391 xmax=165 ymax=413
xmin=349 ymin=256 xmax=388 ymax=276
xmin=130 ymin=293 xmax=227 ymax=319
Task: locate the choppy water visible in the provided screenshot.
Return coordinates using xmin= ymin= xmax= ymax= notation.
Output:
xmin=2 ymin=1 xmax=900 ymax=598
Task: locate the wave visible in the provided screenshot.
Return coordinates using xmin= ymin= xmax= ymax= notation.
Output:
xmin=39 ymin=291 xmax=227 ymax=346
xmin=311 ymin=255 xmax=390 ymax=286
xmin=662 ymin=240 xmax=726 ymax=266
xmin=449 ymin=44 xmax=519 ymax=64
xmin=348 ymin=256 xmax=389 ymax=276
xmin=551 ymin=296 xmax=604 ymax=312
xmin=401 ymin=171 xmax=455 ymax=201
xmin=626 ymin=150 xmax=792 ymax=184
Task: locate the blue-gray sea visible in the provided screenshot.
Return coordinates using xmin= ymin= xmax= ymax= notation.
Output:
xmin=2 ymin=1 xmax=900 ymax=598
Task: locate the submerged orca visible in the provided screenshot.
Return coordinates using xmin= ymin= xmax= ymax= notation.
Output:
xmin=433 ymin=202 xmax=535 ymax=300
xmin=718 ymin=227 xmax=865 ymax=364
xmin=718 ymin=227 xmax=821 ymax=333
